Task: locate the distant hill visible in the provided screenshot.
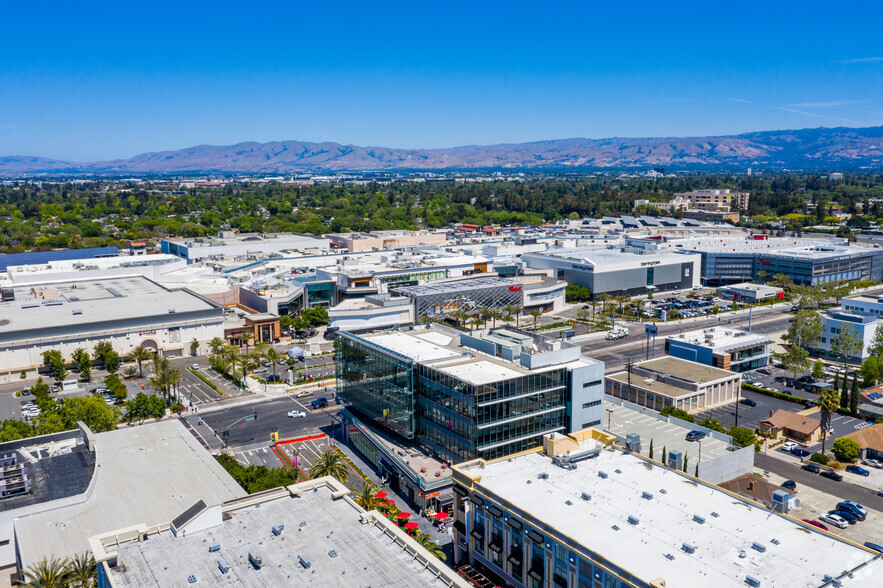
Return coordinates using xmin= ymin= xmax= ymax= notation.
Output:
xmin=4 ymin=125 xmax=883 ymax=174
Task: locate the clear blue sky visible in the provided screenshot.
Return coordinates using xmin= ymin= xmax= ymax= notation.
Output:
xmin=3 ymin=1 xmax=883 ymax=161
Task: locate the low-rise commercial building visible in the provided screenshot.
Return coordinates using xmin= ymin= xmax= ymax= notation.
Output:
xmin=606 ymin=356 xmax=741 ymax=413
xmin=522 ymin=248 xmax=700 ymax=298
xmin=1 ymin=420 xmax=245 ymax=583
xmin=674 ymin=188 xmax=751 ymax=210
xmin=326 ymin=229 xmax=447 ymax=252
xmin=715 ymin=282 xmax=784 ymax=303
xmin=665 ymin=327 xmax=773 ymax=372
xmin=816 ymin=295 xmax=883 ymax=363
xmin=92 ymin=476 xmax=468 ymax=588
xmin=336 ymin=324 xmax=605 ymax=468
xmin=0 ymin=276 xmax=224 ymax=378
xmin=451 ymin=429 xmax=878 ymax=588
xmin=0 ymin=246 xmax=119 ymax=272
xmin=161 ymin=231 xmax=330 ymax=262
xmin=391 ymin=277 xmax=524 ymax=319
xmin=328 ymin=294 xmax=416 ymax=332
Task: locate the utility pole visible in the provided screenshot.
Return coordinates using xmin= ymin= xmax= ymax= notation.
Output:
xmin=626 ymin=357 xmax=634 ymax=403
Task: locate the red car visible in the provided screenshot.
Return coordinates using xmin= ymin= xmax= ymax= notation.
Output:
xmin=803 ymin=519 xmax=827 ymax=531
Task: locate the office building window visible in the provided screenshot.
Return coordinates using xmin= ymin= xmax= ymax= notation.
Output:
xmin=582 ymin=420 xmax=601 ymax=428
xmin=583 ymin=380 xmax=602 ymax=388
xmin=582 ymin=400 xmax=601 ymax=409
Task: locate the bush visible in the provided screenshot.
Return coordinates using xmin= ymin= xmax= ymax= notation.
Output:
xmin=832 ymin=437 xmax=861 ymax=463
xmin=729 ymin=426 xmax=757 ymax=448
xmin=188 ymin=367 xmax=221 ymax=394
xmin=810 ymin=452 xmax=829 ymax=465
xmin=741 ymin=382 xmax=804 ymax=405
xmin=660 ymin=406 xmax=694 ymax=423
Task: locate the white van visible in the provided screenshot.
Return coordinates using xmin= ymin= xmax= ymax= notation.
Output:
xmin=61 ymin=379 xmax=79 ymax=393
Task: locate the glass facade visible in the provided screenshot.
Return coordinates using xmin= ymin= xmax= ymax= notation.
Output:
xmin=337 ymin=331 xmax=570 ymax=465
xmin=305 ymin=281 xmax=333 ymax=307
xmin=335 ymin=333 xmax=416 ymax=438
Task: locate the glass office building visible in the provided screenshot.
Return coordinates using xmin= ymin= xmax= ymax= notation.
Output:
xmin=336 ymin=325 xmax=605 ymax=465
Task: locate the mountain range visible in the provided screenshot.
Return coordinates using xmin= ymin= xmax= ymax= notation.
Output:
xmin=4 ymin=125 xmax=883 ymax=175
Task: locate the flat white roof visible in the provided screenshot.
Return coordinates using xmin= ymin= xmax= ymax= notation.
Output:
xmin=669 ymin=327 xmax=773 ymax=351
xmin=465 ymin=442 xmax=880 ymax=587
xmin=14 ymin=420 xmax=245 ymax=567
xmin=365 ymin=332 xmax=462 ymax=362
xmin=438 ymin=360 xmax=524 ymax=385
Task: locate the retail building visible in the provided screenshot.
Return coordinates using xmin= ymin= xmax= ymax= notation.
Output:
xmin=665 ymin=327 xmax=773 ymax=372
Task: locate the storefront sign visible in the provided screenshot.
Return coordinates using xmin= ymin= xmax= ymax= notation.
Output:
xmin=571 ymin=264 xmax=593 ymax=271
xmin=139 ymin=331 xmax=157 ymax=336
xmin=425 ymin=491 xmax=440 ymax=498
xmin=640 ymin=260 xmax=661 ymax=267
xmin=169 ymin=328 xmax=180 ymax=343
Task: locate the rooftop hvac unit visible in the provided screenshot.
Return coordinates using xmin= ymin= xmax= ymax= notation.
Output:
xmin=298 ymin=555 xmax=311 ymax=569
xmin=248 ymin=552 xmax=262 ymax=569
xmin=745 ymin=576 xmax=761 ymax=587
xmin=625 ymin=433 xmax=641 ymax=453
xmin=693 ymin=515 xmax=706 ymax=525
xmin=682 ymin=543 xmax=696 ymax=554
xmin=598 ymin=471 xmax=608 ymax=479
xmin=627 ymin=516 xmax=639 ymax=526
xmin=272 ymin=524 xmax=284 ymax=536
xmin=208 ymin=544 xmax=220 ymax=553
xmin=187 ymin=575 xmax=197 ymax=584
xmin=217 ymin=559 xmax=229 ymax=574
xmin=641 ymin=491 xmax=653 ymax=501
xmin=580 ymin=492 xmax=591 ymax=501
xmin=751 ymin=542 xmax=766 ymax=553
xmin=667 ymin=449 xmax=683 ymax=470
xmin=537 ymin=472 xmax=549 ymax=480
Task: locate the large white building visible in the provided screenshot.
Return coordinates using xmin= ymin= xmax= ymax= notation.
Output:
xmin=0 ymin=276 xmax=224 ymax=378
xmin=161 ymin=231 xmax=330 ymax=262
xmin=816 ymin=294 xmax=883 ymax=363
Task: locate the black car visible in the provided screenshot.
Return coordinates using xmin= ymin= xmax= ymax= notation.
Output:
xmin=740 ymin=398 xmax=757 ymax=407
xmin=265 ymin=374 xmax=281 ymax=383
xmin=829 ymin=509 xmax=858 ymax=524
xmin=797 ymin=375 xmax=814 ymax=384
xmin=774 ymin=376 xmax=785 ymax=383
xmin=820 ymin=470 xmax=843 ymax=482
xmin=781 ymin=480 xmax=797 ymax=491
xmin=836 ymin=501 xmax=867 ymax=521
xmin=311 ymin=397 xmax=329 ymax=409
xmin=791 ymin=448 xmax=812 ymax=458
xmin=801 ymin=463 xmax=820 ymax=474
xmin=757 ymin=368 xmax=772 ymax=375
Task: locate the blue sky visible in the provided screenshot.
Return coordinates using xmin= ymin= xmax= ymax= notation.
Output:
xmin=2 ymin=1 xmax=883 ymax=160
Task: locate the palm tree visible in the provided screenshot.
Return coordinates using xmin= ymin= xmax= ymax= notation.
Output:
xmin=309 ymin=449 xmax=349 ymax=484
xmin=234 ymin=352 xmax=258 ymax=387
xmin=67 ymin=552 xmax=96 ymax=588
xmin=265 ymin=347 xmax=283 ymax=377
xmin=240 ymin=330 xmax=255 ymax=351
xmin=449 ymin=310 xmax=469 ymax=329
xmin=129 ymin=345 xmax=152 ymax=378
xmin=149 ymin=356 xmax=182 ymax=401
xmin=353 ymin=481 xmax=380 ymax=511
xmin=21 ymin=556 xmax=70 ymax=588
xmin=417 ymin=533 xmax=447 ymax=561
xmin=528 ymin=308 xmax=543 ymax=330
xmin=599 ymin=293 xmax=613 ymax=314
xmin=478 ymin=306 xmax=492 ymax=328
xmin=467 ymin=316 xmax=483 ymax=332
xmin=615 ymin=295 xmax=630 ymax=317
xmin=208 ymin=336 xmax=227 ymax=355
xmin=489 ymin=309 xmax=504 ymax=329
xmin=503 ymin=304 xmax=522 ymax=327
xmin=818 ymin=388 xmax=840 ymax=453
xmin=189 ymin=338 xmax=200 ymax=356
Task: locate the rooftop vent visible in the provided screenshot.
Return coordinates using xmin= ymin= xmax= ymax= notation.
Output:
xmin=328 ymin=550 xmax=338 ymax=558
xmin=45 ymin=301 xmax=62 ymax=306
xmin=72 ymin=309 xmax=83 ymax=315
xmin=21 ymin=303 xmax=38 ymax=309
xmin=107 ymin=287 xmax=123 ymax=297
xmin=770 ymin=538 xmax=780 ymax=545
xmin=168 ymin=308 xmax=176 ymax=314
xmin=710 ymin=512 xmax=720 ymax=518
xmin=664 ymin=553 xmax=675 ymax=561
xmin=208 ymin=544 xmax=220 ymax=553
xmin=69 ymin=295 xmax=79 ymax=301
xmin=272 ymin=524 xmax=284 ymax=536
xmin=187 ymin=575 xmax=197 ymax=584
xmin=537 ymin=472 xmax=549 ymax=480
xmin=681 ymin=543 xmax=695 ymax=554
xmin=248 ymin=552 xmax=262 ymax=569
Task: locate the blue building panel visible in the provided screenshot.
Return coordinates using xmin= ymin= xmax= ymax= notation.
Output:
xmin=0 ymin=247 xmax=119 ymax=271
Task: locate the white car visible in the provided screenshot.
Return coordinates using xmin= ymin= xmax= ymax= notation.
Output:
xmin=819 ymin=513 xmax=848 ymax=529
xmin=781 ymin=442 xmax=798 ymax=452
xmin=191 ymin=364 xmax=200 ymax=370
xmin=287 ymin=410 xmax=306 ymax=418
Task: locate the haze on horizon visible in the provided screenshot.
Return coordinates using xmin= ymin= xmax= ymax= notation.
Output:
xmin=3 ymin=0 xmax=883 ymax=162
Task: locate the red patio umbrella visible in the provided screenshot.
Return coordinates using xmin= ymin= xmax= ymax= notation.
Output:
xmin=434 ymin=512 xmax=450 ymax=520
xmin=396 ymin=512 xmax=411 ymax=519
xmin=374 ymin=491 xmax=388 ymax=499
xmin=404 ymin=522 xmax=419 ymax=530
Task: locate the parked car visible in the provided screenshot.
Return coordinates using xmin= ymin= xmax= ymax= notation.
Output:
xmin=191 ymin=363 xmax=199 ymax=370
xmin=21 ymin=388 xmax=30 ymax=396
xmin=757 ymin=368 xmax=772 ymax=375
xmin=801 ymin=463 xmax=820 ymax=474
xmin=837 ymin=501 xmax=868 ymax=520
xmin=803 ymin=519 xmax=827 ymax=530
xmin=685 ymin=431 xmax=707 ymax=442
xmin=829 ymin=509 xmax=858 ymax=524
xmin=740 ymin=398 xmax=757 ymax=407
xmin=781 ymin=442 xmax=798 ymax=452
xmin=781 ymin=480 xmax=797 ymax=491
xmin=287 ymin=410 xmax=306 ymax=418
xmin=791 ymin=448 xmax=812 ymax=458
xmin=820 ymin=470 xmax=843 ymax=481
xmin=819 ymin=513 xmax=848 ymax=529
xmin=265 ymin=374 xmax=281 ymax=383
xmin=861 ymin=458 xmax=883 ymax=469
xmin=845 ymin=465 xmax=870 ymax=477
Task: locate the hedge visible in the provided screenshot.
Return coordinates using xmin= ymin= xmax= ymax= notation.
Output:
xmin=741 ymin=382 xmax=805 ymax=404
xmin=188 ymin=368 xmax=222 ymax=395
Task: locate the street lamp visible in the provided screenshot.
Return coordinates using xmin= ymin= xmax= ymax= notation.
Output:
xmin=605 ymin=408 xmax=614 ymax=433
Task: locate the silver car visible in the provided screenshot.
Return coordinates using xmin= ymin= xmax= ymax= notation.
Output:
xmin=819 ymin=513 xmax=848 ymax=529
xmin=861 ymin=458 xmax=883 ymax=469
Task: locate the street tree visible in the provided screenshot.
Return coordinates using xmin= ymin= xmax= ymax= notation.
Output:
xmin=308 ymin=449 xmax=348 ymax=484
xmin=190 ymin=338 xmax=200 ymax=356
xmin=831 ymin=324 xmax=864 ymax=373
xmin=129 ymin=345 xmax=152 ymax=378
xmin=812 ymin=360 xmax=826 ymax=380
xmin=71 ymin=348 xmax=92 ymax=382
xmin=784 ymin=310 xmax=822 ymax=349
xmin=124 ymin=392 xmax=167 ymax=425
xmin=870 ymin=324 xmax=883 ymax=357
xmin=208 ymin=337 xmax=227 ymax=355
xmin=528 ymin=308 xmax=543 ymax=330
xmin=861 ymin=356 xmax=880 ymax=387
xmin=817 ymin=389 xmax=840 ymax=453
xmin=41 ymin=350 xmax=67 ymax=382
xmin=782 ymin=345 xmax=810 ymax=380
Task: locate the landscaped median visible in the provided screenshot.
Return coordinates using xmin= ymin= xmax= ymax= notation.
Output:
xmin=187 ymin=368 xmax=222 ymax=395
xmin=741 ymin=382 xmax=806 ymax=404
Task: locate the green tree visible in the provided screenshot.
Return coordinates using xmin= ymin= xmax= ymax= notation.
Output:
xmin=850 ymin=375 xmax=860 ymax=415
xmin=279 ymin=315 xmax=293 ymax=330
xmin=869 ymin=324 xmax=883 ymax=357
xmin=648 ymin=438 xmax=654 ymax=460
xmin=817 ymin=389 xmax=840 ymax=453
xmin=66 ymin=552 xmax=96 ymax=588
xmin=861 ymin=356 xmax=880 ymax=387
xmin=503 ymin=305 xmax=522 ymax=326
xmin=208 ymin=336 xmax=227 ymax=355
xmin=149 ymin=355 xmax=182 ymax=400
xmin=782 ymin=345 xmax=810 ymax=380
xmin=308 ymin=449 xmax=349 ymax=484
xmin=104 ymin=374 xmax=128 ymax=402
xmin=697 ymin=418 xmax=726 ymax=433
xmin=265 ymin=347 xmax=283 ymax=377
xmin=682 ymin=453 xmax=688 ymax=473
xmin=661 ymin=445 xmax=667 ymax=466
xmin=660 ymin=406 xmax=694 ymax=423
xmin=71 ymin=348 xmax=92 ymax=382
xmin=729 ymin=426 xmax=757 ymax=448
xmin=417 ymin=533 xmax=446 ymax=561
xmin=41 ymin=350 xmax=67 ymax=382
xmin=841 ymin=371 xmax=850 ymax=409
xmin=302 ymin=306 xmax=330 ymax=326
xmin=124 ymin=392 xmax=167 ymax=425
xmin=93 ymin=341 xmax=121 ymax=373
xmin=528 ymin=308 xmax=543 ymax=330
xmin=831 ymin=324 xmax=864 ymax=371
xmin=128 ymin=345 xmax=152 ymax=378
xmin=784 ymin=310 xmax=822 ymax=349
xmin=57 ymin=396 xmax=120 ymax=433
xmin=812 ymin=360 xmax=825 ymax=380
xmin=353 ymin=481 xmax=381 ymax=511
xmin=832 ymin=437 xmax=861 ymax=463
xmin=21 ymin=556 xmax=71 ymax=588
xmin=215 ymin=454 xmax=298 ymax=494
xmin=190 ymin=338 xmax=200 ymax=356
